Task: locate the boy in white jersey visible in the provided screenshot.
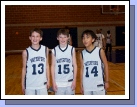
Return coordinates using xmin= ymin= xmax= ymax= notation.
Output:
xmin=94 ymin=29 xmax=105 ymax=49
xmin=105 ymin=30 xmax=112 ymax=55
xmin=22 ymin=28 xmax=50 ymax=95
xmin=65 ymin=26 xmax=72 ymax=46
xmin=51 ymin=28 xmax=77 ymax=95
xmin=80 ymin=30 xmax=109 ymax=95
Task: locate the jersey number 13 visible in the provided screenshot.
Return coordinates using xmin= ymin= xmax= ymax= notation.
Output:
xmin=32 ymin=63 xmax=44 ymax=75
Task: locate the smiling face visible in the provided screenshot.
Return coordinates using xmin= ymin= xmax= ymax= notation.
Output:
xmin=29 ymin=31 xmax=42 ymax=45
xmin=57 ymin=33 xmax=69 ymax=47
xmin=82 ymin=34 xmax=95 ymax=47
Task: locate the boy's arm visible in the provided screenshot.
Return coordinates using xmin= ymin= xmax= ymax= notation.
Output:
xmin=51 ymin=51 xmax=56 ymax=85
xmin=110 ymin=34 xmax=112 ymax=43
xmin=46 ymin=47 xmax=50 ymax=89
xmin=79 ymin=52 xmax=84 ymax=89
xmin=72 ymin=48 xmax=77 ymax=83
xmin=100 ymin=49 xmax=109 ymax=89
xmin=69 ymin=35 xmax=72 ymax=46
xmin=102 ymin=34 xmax=106 ymax=47
xmin=21 ymin=50 xmax=27 ymax=94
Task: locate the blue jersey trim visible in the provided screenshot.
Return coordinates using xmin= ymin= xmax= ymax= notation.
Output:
xmin=54 ymin=48 xmax=56 ymax=57
xmin=58 ymin=44 xmax=68 ymax=52
xmin=86 ymin=46 xmax=96 ymax=54
xmin=30 ymin=45 xmax=41 ymax=51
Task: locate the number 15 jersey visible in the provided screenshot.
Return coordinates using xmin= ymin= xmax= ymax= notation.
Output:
xmin=81 ymin=47 xmax=105 ymax=91
xmin=52 ymin=45 xmax=74 ymax=83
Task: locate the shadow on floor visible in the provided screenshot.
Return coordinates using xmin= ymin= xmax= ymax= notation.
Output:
xmin=106 ymin=49 xmax=125 ymax=63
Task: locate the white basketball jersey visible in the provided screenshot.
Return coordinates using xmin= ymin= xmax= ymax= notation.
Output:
xmin=52 ymin=45 xmax=74 ymax=83
xmin=82 ymin=47 xmax=105 ymax=91
xmin=94 ymin=34 xmax=104 ymax=48
xmin=25 ymin=45 xmax=47 ymax=89
xmin=106 ymin=34 xmax=111 ymax=44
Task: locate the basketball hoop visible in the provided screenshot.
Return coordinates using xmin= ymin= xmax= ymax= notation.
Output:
xmin=112 ymin=7 xmax=119 ymax=15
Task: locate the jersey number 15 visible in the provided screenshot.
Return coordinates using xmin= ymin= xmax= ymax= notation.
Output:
xmin=58 ymin=64 xmax=70 ymax=74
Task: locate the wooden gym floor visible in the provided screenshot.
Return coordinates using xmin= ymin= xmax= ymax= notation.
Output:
xmin=5 ymin=48 xmax=125 ymax=95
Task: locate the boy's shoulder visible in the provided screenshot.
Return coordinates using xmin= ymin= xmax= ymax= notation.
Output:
xmin=94 ymin=46 xmax=101 ymax=51
xmin=26 ymin=46 xmax=31 ymax=50
xmin=53 ymin=45 xmax=58 ymax=49
xmin=68 ymin=44 xmax=73 ymax=48
xmin=95 ymin=46 xmax=100 ymax=49
xmin=53 ymin=45 xmax=74 ymax=49
xmin=82 ymin=47 xmax=100 ymax=53
xmin=81 ymin=49 xmax=86 ymax=53
xmin=40 ymin=44 xmax=46 ymax=48
xmin=40 ymin=45 xmax=48 ymax=50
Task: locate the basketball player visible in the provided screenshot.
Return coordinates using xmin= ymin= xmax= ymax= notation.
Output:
xmin=68 ymin=34 xmax=72 ymax=46
xmin=80 ymin=30 xmax=109 ymax=95
xmin=51 ymin=28 xmax=77 ymax=95
xmin=105 ymin=30 xmax=112 ymax=55
xmin=21 ymin=28 xmax=50 ymax=95
xmin=94 ymin=29 xmax=106 ymax=49
xmin=65 ymin=26 xmax=72 ymax=45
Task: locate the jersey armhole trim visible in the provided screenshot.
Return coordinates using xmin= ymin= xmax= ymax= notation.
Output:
xmin=26 ymin=49 xmax=29 ymax=62
xmin=99 ymin=48 xmax=103 ymax=63
xmin=81 ymin=51 xmax=83 ymax=59
xmin=71 ymin=46 xmax=74 ymax=56
xmin=54 ymin=48 xmax=56 ymax=57
xmin=45 ymin=46 xmax=47 ymax=58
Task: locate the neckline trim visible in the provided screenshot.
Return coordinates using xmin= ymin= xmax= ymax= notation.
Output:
xmin=86 ymin=46 xmax=96 ymax=53
xmin=58 ymin=44 xmax=68 ymax=52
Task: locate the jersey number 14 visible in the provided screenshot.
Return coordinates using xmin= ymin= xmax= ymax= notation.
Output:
xmin=85 ymin=66 xmax=98 ymax=77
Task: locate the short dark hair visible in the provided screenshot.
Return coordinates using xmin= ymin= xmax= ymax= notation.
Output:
xmin=64 ymin=26 xmax=69 ymax=29
xmin=81 ymin=30 xmax=97 ymax=40
xmin=96 ymin=29 xmax=102 ymax=33
xmin=57 ymin=28 xmax=69 ymax=37
xmin=64 ymin=26 xmax=70 ymax=34
xmin=30 ymin=28 xmax=43 ymax=37
xmin=107 ymin=30 xmax=110 ymax=34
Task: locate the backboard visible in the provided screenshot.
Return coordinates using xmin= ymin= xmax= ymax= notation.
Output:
xmin=101 ymin=5 xmax=125 ymax=15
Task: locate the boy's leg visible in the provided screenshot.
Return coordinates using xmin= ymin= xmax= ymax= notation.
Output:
xmin=25 ymin=89 xmax=35 ymax=95
xmin=37 ymin=87 xmax=48 ymax=95
xmin=66 ymin=86 xmax=75 ymax=95
xmin=55 ymin=87 xmax=65 ymax=95
xmin=109 ymin=44 xmax=112 ymax=54
xmin=84 ymin=91 xmax=92 ymax=95
xmin=93 ymin=89 xmax=106 ymax=95
xmin=105 ymin=44 xmax=108 ymax=59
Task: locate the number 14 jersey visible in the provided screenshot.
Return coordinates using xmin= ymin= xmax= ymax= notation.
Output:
xmin=81 ymin=47 xmax=105 ymax=91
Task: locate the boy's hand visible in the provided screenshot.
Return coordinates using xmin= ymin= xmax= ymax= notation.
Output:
xmin=80 ymin=85 xmax=84 ymax=95
xmin=53 ymin=82 xmax=58 ymax=92
xmin=102 ymin=46 xmax=105 ymax=50
xmin=105 ymin=82 xmax=109 ymax=90
xmin=22 ymin=85 xmax=25 ymax=95
xmin=71 ymin=80 xmax=76 ymax=90
xmin=47 ymin=81 xmax=50 ymax=89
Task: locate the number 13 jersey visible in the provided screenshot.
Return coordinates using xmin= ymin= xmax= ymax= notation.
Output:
xmin=81 ymin=47 xmax=105 ymax=91
xmin=25 ymin=45 xmax=47 ymax=90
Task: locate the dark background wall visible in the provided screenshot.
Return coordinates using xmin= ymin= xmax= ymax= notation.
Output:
xmin=5 ymin=5 xmax=125 ymax=50
xmin=40 ymin=27 xmax=77 ymax=49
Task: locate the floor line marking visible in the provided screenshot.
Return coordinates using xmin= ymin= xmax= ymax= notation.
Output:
xmin=109 ymin=78 xmax=125 ymax=90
